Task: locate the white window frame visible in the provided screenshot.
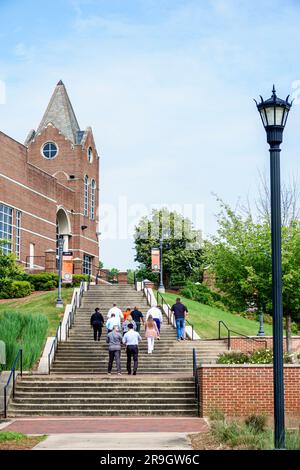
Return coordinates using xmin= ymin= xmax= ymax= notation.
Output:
xmin=90 ymin=179 xmax=96 ymax=220
xmin=15 ymin=210 xmax=21 ymax=259
xmin=0 ymin=203 xmax=13 ymax=254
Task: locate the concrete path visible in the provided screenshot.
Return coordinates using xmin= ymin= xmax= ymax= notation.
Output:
xmin=2 ymin=417 xmax=208 ymax=450
xmin=33 ymin=432 xmax=193 ymax=450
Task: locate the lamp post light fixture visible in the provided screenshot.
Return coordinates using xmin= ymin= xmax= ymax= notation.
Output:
xmin=257 ymin=306 xmax=265 ymax=337
xmin=255 ymin=86 xmax=292 ymax=449
xmin=56 ymin=235 xmax=64 ymax=308
xmin=158 ymin=236 xmax=165 ymax=293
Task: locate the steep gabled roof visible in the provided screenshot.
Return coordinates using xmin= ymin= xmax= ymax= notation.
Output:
xmin=36 ymin=80 xmax=80 ymax=144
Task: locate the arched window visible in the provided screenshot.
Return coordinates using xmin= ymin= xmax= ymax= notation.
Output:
xmin=90 ymin=179 xmax=96 ymax=220
xmin=84 ymin=175 xmax=88 ymax=217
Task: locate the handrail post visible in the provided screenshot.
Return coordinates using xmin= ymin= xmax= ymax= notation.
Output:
xmin=228 ymin=330 xmax=231 ymax=350
xmin=20 ymin=349 xmax=23 ymax=377
xmin=13 ymin=369 xmax=15 ymax=398
xmin=4 ymin=387 xmax=7 ymax=418
xmin=218 ymin=321 xmax=221 ymax=340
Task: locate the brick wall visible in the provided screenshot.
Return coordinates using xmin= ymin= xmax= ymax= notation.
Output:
xmin=198 ymin=364 xmax=300 ymax=417
xmin=230 ymin=336 xmax=300 ymax=354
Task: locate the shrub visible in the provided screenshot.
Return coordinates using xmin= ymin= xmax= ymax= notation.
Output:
xmin=245 ymin=414 xmax=267 ymax=433
xmin=11 ymin=281 xmax=33 ymax=298
xmin=63 ymin=274 xmax=89 ymax=288
xmin=0 ymin=279 xmax=33 ymax=299
xmin=179 ymin=281 xmax=226 ymax=309
xmin=218 ymin=348 xmax=293 ymax=364
xmin=19 ymin=273 xmax=58 ymax=291
xmin=217 ymin=351 xmax=250 ymax=364
xmin=248 ymin=349 xmax=273 ymax=364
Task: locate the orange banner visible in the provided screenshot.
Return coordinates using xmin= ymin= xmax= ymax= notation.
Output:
xmin=62 ymin=253 xmax=73 ymax=284
xmin=151 ymin=248 xmax=160 ymax=272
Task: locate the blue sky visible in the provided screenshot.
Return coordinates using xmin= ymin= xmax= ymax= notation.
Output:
xmin=0 ymin=0 xmax=300 ymax=269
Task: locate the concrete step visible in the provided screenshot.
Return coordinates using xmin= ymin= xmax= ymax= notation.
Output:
xmin=8 ymin=409 xmax=197 ymax=417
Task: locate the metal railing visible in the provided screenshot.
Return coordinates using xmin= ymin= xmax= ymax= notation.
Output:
xmin=193 ymin=348 xmax=200 ymax=416
xmin=218 ymin=320 xmax=268 ymax=350
xmin=48 ymin=321 xmax=62 ymax=374
xmin=48 ymin=281 xmax=85 ymax=373
xmin=156 ymin=291 xmax=195 ymax=340
xmin=3 ymin=349 xmax=23 ymax=418
xmin=25 ymin=256 xmax=46 ymax=270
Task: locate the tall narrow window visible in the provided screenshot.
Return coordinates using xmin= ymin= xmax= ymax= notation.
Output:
xmin=15 ymin=211 xmax=21 ymax=259
xmin=84 ymin=175 xmax=88 ymax=217
xmin=83 ymin=254 xmax=92 ymax=276
xmin=0 ymin=204 xmax=13 ymax=254
xmin=90 ymin=179 xmax=95 ymax=220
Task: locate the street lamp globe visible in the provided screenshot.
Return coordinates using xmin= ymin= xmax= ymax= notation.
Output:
xmin=255 ymin=85 xmax=292 ymax=145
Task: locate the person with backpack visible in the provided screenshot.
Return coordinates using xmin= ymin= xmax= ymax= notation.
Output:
xmin=90 ymin=307 xmax=104 ymax=341
xmin=145 ymin=315 xmax=159 ymax=354
xmin=106 ymin=325 xmax=123 ymax=375
xmin=171 ymin=297 xmax=189 ymax=341
xmin=122 ymin=323 xmax=142 ymax=375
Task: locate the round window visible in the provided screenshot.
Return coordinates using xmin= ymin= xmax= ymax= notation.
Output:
xmin=88 ymin=147 xmax=93 ymax=163
xmin=42 ymin=142 xmax=58 ymax=159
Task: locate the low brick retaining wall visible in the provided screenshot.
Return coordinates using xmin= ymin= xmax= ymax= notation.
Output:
xmin=198 ymin=364 xmax=300 ymax=417
xmin=230 ymin=336 xmax=300 ymax=354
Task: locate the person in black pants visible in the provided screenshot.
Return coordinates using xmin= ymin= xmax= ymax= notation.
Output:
xmin=90 ymin=307 xmax=104 ymax=341
xmin=122 ymin=323 xmax=142 ymax=375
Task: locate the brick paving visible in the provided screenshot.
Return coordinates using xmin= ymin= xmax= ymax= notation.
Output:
xmin=3 ymin=417 xmax=208 ymax=435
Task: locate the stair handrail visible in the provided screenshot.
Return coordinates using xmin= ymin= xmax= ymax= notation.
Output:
xmin=218 ymin=320 xmax=268 ymax=351
xmin=48 ymin=281 xmax=85 ymax=373
xmin=3 ymin=349 xmax=23 ymax=418
xmin=156 ymin=291 xmax=195 ymax=340
xmin=193 ymin=348 xmax=200 ymax=416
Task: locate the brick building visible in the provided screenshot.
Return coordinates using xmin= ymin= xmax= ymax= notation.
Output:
xmin=0 ymin=80 xmax=100 ymax=277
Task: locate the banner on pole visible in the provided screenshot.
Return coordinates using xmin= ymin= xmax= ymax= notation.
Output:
xmin=151 ymin=247 xmax=160 ymax=272
xmin=62 ymin=252 xmax=73 ymax=284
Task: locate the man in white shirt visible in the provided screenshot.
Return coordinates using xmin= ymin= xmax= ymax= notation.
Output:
xmin=107 ymin=303 xmax=123 ymax=320
xmin=146 ymin=305 xmax=163 ymax=335
xmin=122 ymin=324 xmax=142 ymax=375
xmin=106 ymin=313 xmax=121 ymax=333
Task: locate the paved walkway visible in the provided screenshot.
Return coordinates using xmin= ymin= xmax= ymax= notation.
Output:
xmin=33 ymin=432 xmax=194 ymax=450
xmin=3 ymin=417 xmax=208 ymax=434
xmin=2 ymin=417 xmax=208 ymax=450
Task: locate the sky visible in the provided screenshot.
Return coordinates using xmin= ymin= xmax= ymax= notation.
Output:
xmin=0 ymin=0 xmax=300 ymax=269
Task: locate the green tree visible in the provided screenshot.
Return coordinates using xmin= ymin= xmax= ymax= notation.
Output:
xmin=204 ymin=200 xmax=300 ymax=352
xmin=134 ymin=208 xmax=203 ymax=288
xmin=0 ymin=240 xmax=23 ymax=279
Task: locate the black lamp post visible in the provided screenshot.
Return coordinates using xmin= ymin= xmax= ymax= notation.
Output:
xmin=56 ymin=235 xmax=64 ymax=308
xmin=158 ymin=236 xmax=165 ymax=293
xmin=255 ymin=86 xmax=292 ymax=449
xmin=257 ymin=306 xmax=265 ymax=337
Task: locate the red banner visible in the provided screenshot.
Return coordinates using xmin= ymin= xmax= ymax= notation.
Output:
xmin=62 ymin=252 xmax=73 ymax=284
xmin=151 ymin=248 xmax=160 ymax=272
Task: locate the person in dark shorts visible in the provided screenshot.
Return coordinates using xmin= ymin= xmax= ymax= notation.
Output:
xmin=131 ymin=306 xmax=144 ymax=333
xmin=90 ymin=307 xmax=104 ymax=341
xmin=171 ymin=298 xmax=188 ymax=341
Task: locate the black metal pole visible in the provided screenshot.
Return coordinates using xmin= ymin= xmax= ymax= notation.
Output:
xmin=158 ymin=237 xmax=165 ymax=293
xmin=56 ymin=237 xmax=64 ymax=308
xmin=269 ymin=143 xmax=285 ymax=449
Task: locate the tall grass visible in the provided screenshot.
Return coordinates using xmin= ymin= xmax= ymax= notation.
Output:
xmin=0 ymin=311 xmax=48 ymax=370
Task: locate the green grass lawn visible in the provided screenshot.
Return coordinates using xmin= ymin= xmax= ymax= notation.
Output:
xmin=0 ymin=289 xmax=73 ymax=336
xmin=155 ymin=290 xmax=274 ymax=339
